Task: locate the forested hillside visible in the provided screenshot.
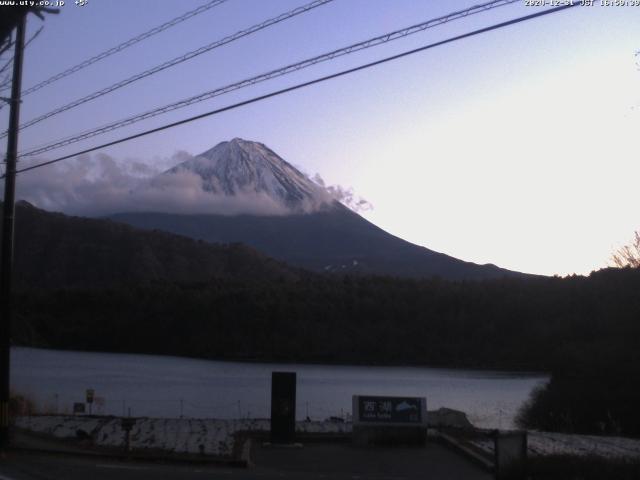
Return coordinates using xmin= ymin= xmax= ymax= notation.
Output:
xmin=2 ymin=202 xmax=298 ymax=288
xmin=15 ymin=268 xmax=640 ymax=373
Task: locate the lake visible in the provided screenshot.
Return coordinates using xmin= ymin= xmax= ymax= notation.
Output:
xmin=11 ymin=347 xmax=548 ymax=429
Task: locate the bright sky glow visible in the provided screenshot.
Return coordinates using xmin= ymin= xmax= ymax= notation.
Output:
xmin=1 ymin=0 xmax=638 ymax=276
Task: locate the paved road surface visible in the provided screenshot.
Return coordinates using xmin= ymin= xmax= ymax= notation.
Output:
xmin=253 ymin=442 xmax=493 ymax=480
xmin=0 ymin=442 xmax=492 ymax=480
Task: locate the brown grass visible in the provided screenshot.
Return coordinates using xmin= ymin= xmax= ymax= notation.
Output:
xmin=10 ymin=390 xmax=36 ymax=416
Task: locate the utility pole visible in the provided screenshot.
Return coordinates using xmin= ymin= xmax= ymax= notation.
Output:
xmin=0 ymin=12 xmax=27 ymax=450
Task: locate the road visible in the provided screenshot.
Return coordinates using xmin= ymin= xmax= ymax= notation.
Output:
xmin=0 ymin=442 xmax=492 ymax=480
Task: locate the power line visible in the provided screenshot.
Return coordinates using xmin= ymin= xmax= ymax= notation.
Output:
xmin=0 ymin=0 xmax=229 ymax=96
xmin=18 ymin=0 xmax=520 ymax=157
xmin=0 ymin=26 xmax=43 ymax=102
xmin=10 ymin=3 xmax=578 ymax=177
xmin=0 ymin=39 xmax=12 ymax=59
xmin=0 ymin=0 xmax=335 ymax=139
xmin=0 ymin=26 xmax=42 ymax=75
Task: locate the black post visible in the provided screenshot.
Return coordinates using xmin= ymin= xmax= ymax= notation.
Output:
xmin=0 ymin=13 xmax=27 ymax=449
xmin=270 ymin=372 xmax=296 ymax=444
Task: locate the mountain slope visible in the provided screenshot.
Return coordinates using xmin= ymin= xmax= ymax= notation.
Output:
xmin=111 ymin=203 xmax=518 ymax=280
xmin=3 ymin=201 xmax=298 ymax=289
xmin=110 ymin=137 xmax=522 ymax=280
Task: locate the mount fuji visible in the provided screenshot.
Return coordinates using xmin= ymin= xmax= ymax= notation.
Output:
xmin=111 ymin=138 xmax=521 ymax=280
xmin=162 ymin=138 xmax=330 ymax=212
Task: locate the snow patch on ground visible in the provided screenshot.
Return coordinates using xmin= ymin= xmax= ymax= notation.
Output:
xmin=18 ymin=415 xmax=640 ymax=461
xmin=15 ymin=416 xmax=349 ymax=457
xmin=470 ymin=431 xmax=640 ymax=460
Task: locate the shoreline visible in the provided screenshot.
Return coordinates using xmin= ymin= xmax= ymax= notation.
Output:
xmin=11 ymin=345 xmax=550 ymax=376
xmin=13 ymin=414 xmax=640 ymax=463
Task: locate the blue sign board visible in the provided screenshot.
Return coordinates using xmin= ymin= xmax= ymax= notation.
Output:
xmin=353 ymin=395 xmax=426 ymax=426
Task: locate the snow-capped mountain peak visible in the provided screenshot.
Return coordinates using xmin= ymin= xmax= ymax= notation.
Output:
xmin=163 ymin=138 xmax=330 ymax=212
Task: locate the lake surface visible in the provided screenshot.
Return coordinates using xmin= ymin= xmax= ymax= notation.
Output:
xmin=11 ymin=347 xmax=548 ymax=429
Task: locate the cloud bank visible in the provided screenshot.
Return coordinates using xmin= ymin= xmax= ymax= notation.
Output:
xmin=14 ymin=153 xmax=290 ymax=216
xmin=10 ymin=153 xmax=372 ymax=217
xmin=312 ymin=173 xmax=373 ymax=213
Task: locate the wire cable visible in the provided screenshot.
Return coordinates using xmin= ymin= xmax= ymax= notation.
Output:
xmin=0 ymin=26 xmax=43 ymax=78
xmin=0 ymin=26 xmax=44 ymax=107
xmin=18 ymin=0 xmax=520 ymax=156
xmin=0 ymin=39 xmax=12 ymax=58
xmin=10 ymin=3 xmax=579 ymax=177
xmin=0 ymin=0 xmax=335 ymax=139
xmin=0 ymin=0 xmax=229 ymax=96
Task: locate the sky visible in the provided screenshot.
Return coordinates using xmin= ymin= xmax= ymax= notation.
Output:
xmin=1 ymin=0 xmax=638 ymax=276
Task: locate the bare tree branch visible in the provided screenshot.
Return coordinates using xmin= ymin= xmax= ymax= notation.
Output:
xmin=612 ymin=231 xmax=640 ymax=268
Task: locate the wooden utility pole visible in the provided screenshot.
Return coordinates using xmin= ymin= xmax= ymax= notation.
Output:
xmin=0 ymin=12 xmax=26 ymax=450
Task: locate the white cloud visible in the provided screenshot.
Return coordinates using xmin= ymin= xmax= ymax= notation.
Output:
xmin=311 ymin=173 xmax=373 ymax=213
xmin=12 ymin=153 xmax=291 ymax=216
xmin=8 ymin=151 xmax=374 ymax=218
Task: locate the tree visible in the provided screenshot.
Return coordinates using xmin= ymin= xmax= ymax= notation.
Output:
xmin=612 ymin=231 xmax=640 ymax=268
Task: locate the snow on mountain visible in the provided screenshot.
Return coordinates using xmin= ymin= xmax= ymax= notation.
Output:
xmin=163 ymin=138 xmax=332 ymax=213
xmin=114 ymin=138 xmax=523 ymax=279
